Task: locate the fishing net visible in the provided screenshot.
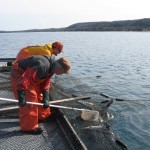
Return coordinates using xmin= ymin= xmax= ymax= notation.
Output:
xmin=0 ymin=70 xmax=128 ymax=150
xmin=50 ymin=75 xmax=128 ymax=150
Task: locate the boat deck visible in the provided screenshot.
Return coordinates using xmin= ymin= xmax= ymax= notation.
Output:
xmin=0 ymin=61 xmax=86 ymax=150
xmin=0 ymin=114 xmax=71 ymax=150
xmin=0 ymin=58 xmax=128 ymax=150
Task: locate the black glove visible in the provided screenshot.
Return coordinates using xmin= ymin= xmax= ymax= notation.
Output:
xmin=42 ymin=91 xmax=50 ymax=108
xmin=17 ymin=90 xmax=26 ymax=107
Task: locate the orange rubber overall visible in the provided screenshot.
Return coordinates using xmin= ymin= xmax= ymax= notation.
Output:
xmin=10 ymin=64 xmax=51 ymax=131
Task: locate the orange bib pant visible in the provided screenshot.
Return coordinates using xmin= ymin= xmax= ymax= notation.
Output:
xmin=10 ymin=65 xmax=51 ymax=131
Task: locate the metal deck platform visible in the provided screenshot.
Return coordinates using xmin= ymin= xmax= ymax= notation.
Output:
xmin=0 ymin=58 xmax=128 ymax=150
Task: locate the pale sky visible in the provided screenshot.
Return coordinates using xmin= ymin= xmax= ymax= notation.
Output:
xmin=0 ymin=0 xmax=150 ymax=31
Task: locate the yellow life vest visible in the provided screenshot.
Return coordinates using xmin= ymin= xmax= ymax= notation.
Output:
xmin=24 ymin=43 xmax=53 ymax=56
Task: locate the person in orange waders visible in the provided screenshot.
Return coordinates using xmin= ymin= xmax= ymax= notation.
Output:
xmin=12 ymin=41 xmax=64 ymax=126
xmin=10 ymin=55 xmax=71 ymax=134
xmin=15 ymin=41 xmax=64 ymax=62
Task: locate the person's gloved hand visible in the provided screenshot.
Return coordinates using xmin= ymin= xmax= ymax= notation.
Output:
xmin=17 ymin=90 xmax=26 ymax=107
xmin=42 ymin=91 xmax=51 ymax=108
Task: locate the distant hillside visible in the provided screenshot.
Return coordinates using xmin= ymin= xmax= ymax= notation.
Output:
xmin=1 ymin=18 xmax=150 ymax=33
xmin=0 ymin=28 xmax=65 ymax=33
xmin=65 ymin=18 xmax=150 ymax=31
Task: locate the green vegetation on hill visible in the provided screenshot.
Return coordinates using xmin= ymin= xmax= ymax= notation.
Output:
xmin=65 ymin=18 xmax=150 ymax=31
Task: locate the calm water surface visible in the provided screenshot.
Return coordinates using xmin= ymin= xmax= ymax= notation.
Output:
xmin=0 ymin=32 xmax=150 ymax=150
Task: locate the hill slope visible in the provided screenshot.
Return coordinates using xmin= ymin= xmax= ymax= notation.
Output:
xmin=65 ymin=18 xmax=150 ymax=31
xmin=1 ymin=18 xmax=150 ymax=33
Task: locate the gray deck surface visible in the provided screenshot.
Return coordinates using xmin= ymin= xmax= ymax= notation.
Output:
xmin=0 ymin=115 xmax=71 ymax=150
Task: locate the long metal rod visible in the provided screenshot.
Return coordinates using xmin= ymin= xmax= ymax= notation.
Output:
xmin=0 ymin=96 xmax=90 ymax=104
xmin=0 ymin=97 xmax=95 ymax=112
xmin=0 ymin=96 xmax=91 ymax=112
xmin=50 ymin=96 xmax=90 ymax=104
xmin=0 ymin=106 xmax=18 ymax=112
xmin=100 ymin=93 xmax=150 ymax=102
